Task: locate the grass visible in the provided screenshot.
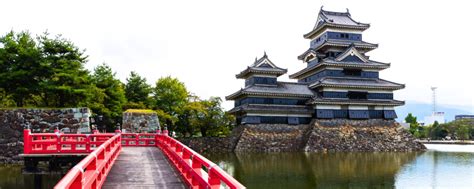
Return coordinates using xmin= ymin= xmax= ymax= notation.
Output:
xmin=124 ymin=109 xmax=156 ymax=114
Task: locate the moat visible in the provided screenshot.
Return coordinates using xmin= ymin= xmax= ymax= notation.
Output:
xmin=1 ymin=145 xmax=473 ymax=189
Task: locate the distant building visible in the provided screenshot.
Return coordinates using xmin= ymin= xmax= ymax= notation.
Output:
xmin=226 ymin=8 xmax=405 ymax=125
xmin=455 ymin=114 xmax=474 ymax=121
xmin=424 ymin=112 xmax=445 ymax=125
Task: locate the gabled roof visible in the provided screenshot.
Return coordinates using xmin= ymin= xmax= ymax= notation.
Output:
xmin=304 ymin=7 xmax=370 ymax=39
xmin=236 ymin=52 xmax=287 ymax=79
xmin=225 ymin=82 xmax=315 ymax=100
xmin=335 ymin=45 xmax=369 ymax=63
xmin=297 ymin=49 xmax=325 ymax=61
xmin=289 ymin=59 xmax=390 ymax=79
xmin=308 ymin=77 xmax=405 ymax=90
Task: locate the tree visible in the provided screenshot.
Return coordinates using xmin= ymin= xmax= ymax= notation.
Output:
xmin=90 ymin=63 xmax=126 ymax=131
xmin=124 ymin=71 xmax=151 ymax=107
xmin=196 ymin=97 xmax=233 ymax=137
xmin=405 ymin=113 xmax=417 ymax=125
xmin=38 ymin=33 xmax=92 ymax=107
xmin=175 ymin=96 xmax=205 ymax=137
xmin=152 ymin=76 xmax=188 ymax=132
xmin=0 ymin=31 xmax=42 ymax=106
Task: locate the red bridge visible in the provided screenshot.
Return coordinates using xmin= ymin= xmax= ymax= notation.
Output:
xmin=22 ymin=129 xmax=245 ymax=189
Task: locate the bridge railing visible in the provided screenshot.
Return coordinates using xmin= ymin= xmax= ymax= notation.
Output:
xmin=54 ymin=134 xmax=121 ymax=189
xmin=156 ymin=134 xmax=246 ymax=189
xmin=23 ymin=129 xmax=115 ymax=154
xmin=121 ymin=133 xmax=157 ymax=146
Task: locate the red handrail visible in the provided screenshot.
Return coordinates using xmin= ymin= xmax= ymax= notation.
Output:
xmin=156 ymin=134 xmax=246 ymax=189
xmin=54 ymin=134 xmax=121 ymax=189
xmin=23 ymin=129 xmax=115 ymax=154
xmin=23 ymin=129 xmax=245 ymax=189
xmin=121 ymin=133 xmax=157 ymax=146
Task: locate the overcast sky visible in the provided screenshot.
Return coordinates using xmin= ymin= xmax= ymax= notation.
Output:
xmin=2 ymin=0 xmax=473 ymax=112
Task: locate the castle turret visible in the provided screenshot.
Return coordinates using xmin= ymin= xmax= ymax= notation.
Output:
xmin=226 ymin=53 xmax=313 ymax=125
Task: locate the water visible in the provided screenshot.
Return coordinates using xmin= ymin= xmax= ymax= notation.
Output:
xmin=0 ymin=165 xmax=62 ymax=189
xmin=204 ymin=147 xmax=474 ymax=189
xmin=0 ymin=145 xmax=473 ymax=189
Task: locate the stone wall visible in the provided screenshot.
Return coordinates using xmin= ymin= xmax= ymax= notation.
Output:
xmin=178 ymin=119 xmax=425 ymax=153
xmin=234 ymin=124 xmax=311 ymax=152
xmin=0 ymin=108 xmax=91 ymax=163
xmin=122 ymin=111 xmax=160 ymax=133
xmin=304 ymin=119 xmax=425 ymax=152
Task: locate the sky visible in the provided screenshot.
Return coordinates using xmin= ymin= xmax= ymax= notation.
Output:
xmin=1 ymin=0 xmax=473 ymax=112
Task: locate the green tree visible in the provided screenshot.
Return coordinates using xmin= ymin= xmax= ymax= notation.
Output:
xmin=38 ymin=33 xmax=92 ymax=107
xmin=152 ymin=76 xmax=188 ymax=132
xmin=405 ymin=113 xmax=417 ymax=125
xmin=0 ymin=31 xmax=42 ymax=106
xmin=175 ymin=96 xmax=205 ymax=137
xmin=196 ymin=97 xmax=233 ymax=137
xmin=124 ymin=71 xmax=151 ymax=108
xmin=90 ymin=63 xmax=126 ymax=130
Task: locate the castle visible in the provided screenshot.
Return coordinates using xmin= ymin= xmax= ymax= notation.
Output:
xmin=226 ymin=8 xmax=404 ymax=125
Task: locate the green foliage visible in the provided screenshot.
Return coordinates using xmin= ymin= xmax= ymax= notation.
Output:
xmin=38 ymin=33 xmax=92 ymax=107
xmin=416 ymin=119 xmax=474 ymax=140
xmin=90 ymin=63 xmax=126 ymax=131
xmin=0 ymin=31 xmax=42 ymax=107
xmin=0 ymin=30 xmax=237 ymax=137
xmin=125 ymin=71 xmax=151 ymax=106
xmin=152 ymin=76 xmax=188 ymax=132
xmin=405 ymin=113 xmax=421 ymax=135
xmin=405 ymin=113 xmax=417 ymax=124
xmin=152 ymin=76 xmax=188 ymax=114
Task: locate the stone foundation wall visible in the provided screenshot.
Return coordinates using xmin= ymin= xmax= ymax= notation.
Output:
xmin=122 ymin=112 xmax=160 ymax=133
xmin=304 ymin=119 xmax=425 ymax=152
xmin=178 ymin=119 xmax=425 ymax=153
xmin=0 ymin=108 xmax=91 ymax=163
xmin=234 ymin=124 xmax=311 ymax=152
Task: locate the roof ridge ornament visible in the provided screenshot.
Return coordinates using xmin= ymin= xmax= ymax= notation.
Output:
xmin=346 ymin=8 xmax=351 ymax=16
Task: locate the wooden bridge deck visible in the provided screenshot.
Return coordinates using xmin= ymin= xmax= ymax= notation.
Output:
xmin=103 ymin=147 xmax=186 ymax=189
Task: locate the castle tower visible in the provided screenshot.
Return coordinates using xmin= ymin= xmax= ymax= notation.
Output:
xmin=290 ymin=8 xmax=404 ymax=119
xmin=226 ymin=8 xmax=404 ymax=124
xmin=226 ymin=53 xmax=313 ymax=124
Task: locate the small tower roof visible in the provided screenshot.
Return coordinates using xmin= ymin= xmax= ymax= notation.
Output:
xmin=236 ymin=53 xmax=287 ymax=79
xmin=304 ymin=7 xmax=370 ymax=39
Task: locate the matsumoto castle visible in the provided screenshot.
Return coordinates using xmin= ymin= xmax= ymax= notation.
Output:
xmin=226 ymin=8 xmax=405 ymax=125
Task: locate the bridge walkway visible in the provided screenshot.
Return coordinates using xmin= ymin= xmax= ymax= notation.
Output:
xmin=103 ymin=147 xmax=186 ymax=189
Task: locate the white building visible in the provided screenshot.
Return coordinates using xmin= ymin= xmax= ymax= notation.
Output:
xmin=423 ymin=112 xmax=445 ymax=125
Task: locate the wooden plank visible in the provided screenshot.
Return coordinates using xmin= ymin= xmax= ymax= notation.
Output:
xmin=103 ymin=147 xmax=186 ymax=189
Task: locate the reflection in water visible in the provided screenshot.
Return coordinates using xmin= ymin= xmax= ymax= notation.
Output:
xmin=206 ymin=151 xmax=474 ymax=189
xmin=1 ymin=148 xmax=473 ymax=189
xmin=396 ymin=151 xmax=474 ymax=189
xmin=0 ymin=165 xmax=62 ymax=189
xmin=207 ymin=152 xmax=419 ymax=189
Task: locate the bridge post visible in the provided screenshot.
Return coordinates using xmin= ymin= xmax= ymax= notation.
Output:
xmin=23 ymin=129 xmax=31 ymax=154
xmin=208 ymin=167 xmax=221 ymax=189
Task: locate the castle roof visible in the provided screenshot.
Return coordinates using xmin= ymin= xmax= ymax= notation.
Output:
xmin=314 ymin=39 xmax=378 ymax=52
xmin=309 ymin=97 xmax=405 ymax=106
xmin=304 ymin=8 xmax=370 ymax=39
xmin=289 ymin=59 xmax=390 ymax=79
xmin=236 ymin=53 xmax=287 ymax=79
xmin=308 ymin=77 xmax=405 ymax=90
xmin=225 ymin=82 xmax=314 ymax=100
xmin=228 ymin=104 xmax=313 ymax=115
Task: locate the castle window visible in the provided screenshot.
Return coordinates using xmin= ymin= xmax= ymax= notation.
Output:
xmin=347 ymin=91 xmax=368 ymax=100
xmin=343 ymin=69 xmax=362 ymax=76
